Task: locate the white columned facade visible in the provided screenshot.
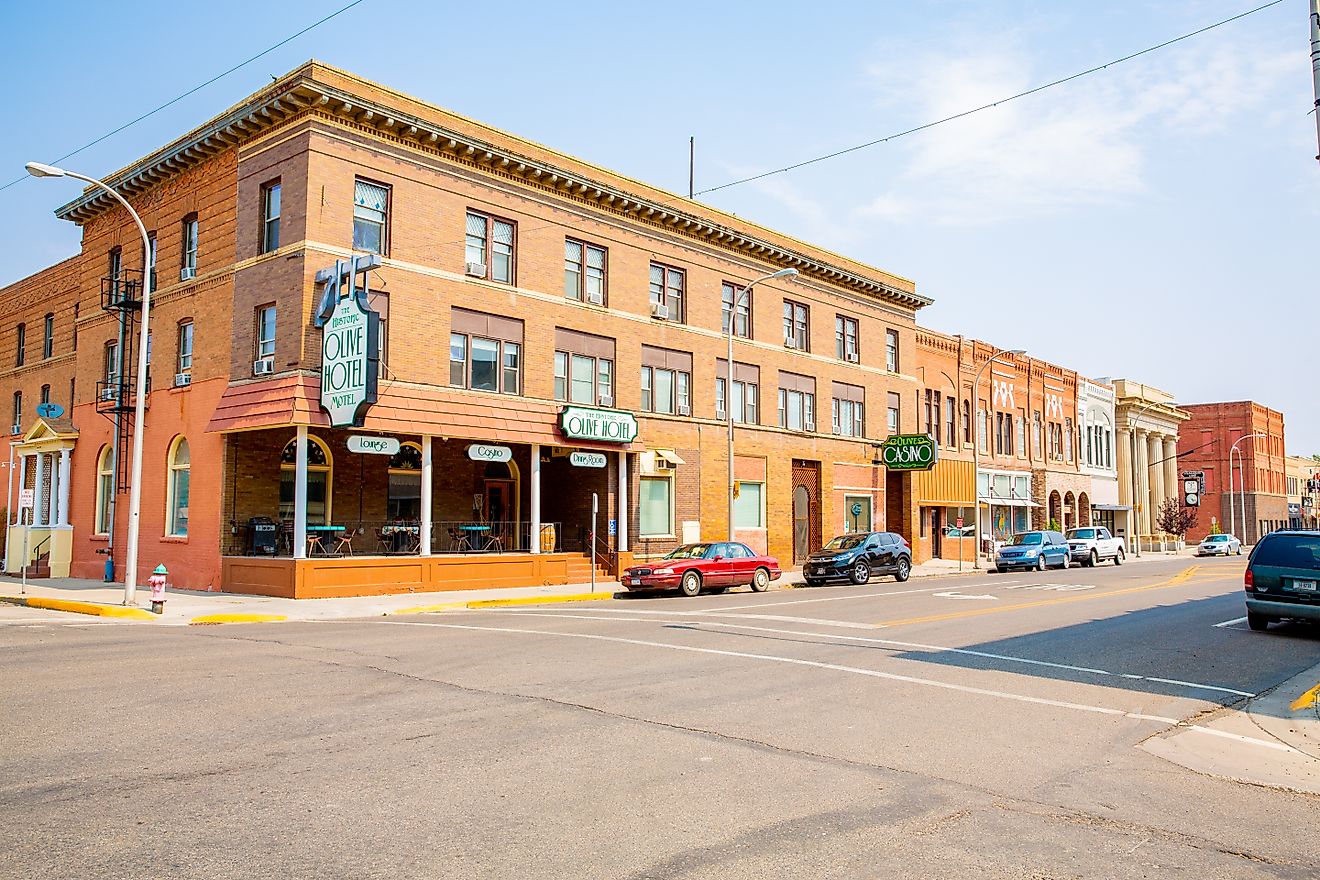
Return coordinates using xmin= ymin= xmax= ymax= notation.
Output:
xmin=1148 ymin=433 xmax=1166 ymax=528
xmin=57 ymin=448 xmax=71 ymax=528
xmin=419 ymin=435 xmax=433 ymax=556
xmin=1116 ymin=427 xmax=1133 ymax=541
xmin=293 ymin=425 xmax=308 ymax=560
xmin=529 ymin=443 xmax=541 ymax=555
xmin=617 ymin=451 xmax=628 ymax=553
xmin=1134 ymin=429 xmax=1149 ymax=538
xmin=1163 ymin=437 xmax=1179 ymax=510
xmin=34 ymin=453 xmax=47 ymax=527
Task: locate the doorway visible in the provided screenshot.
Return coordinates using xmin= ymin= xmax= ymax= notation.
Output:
xmin=930 ymin=508 xmax=943 ymax=558
xmin=483 ymin=478 xmax=514 ymax=550
xmin=791 ymin=459 xmax=821 ymax=564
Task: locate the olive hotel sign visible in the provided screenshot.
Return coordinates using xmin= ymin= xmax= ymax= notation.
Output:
xmin=314 ymin=255 xmax=381 ymax=428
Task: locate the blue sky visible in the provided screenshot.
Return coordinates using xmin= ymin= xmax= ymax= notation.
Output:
xmin=4 ymin=0 xmax=1317 ymax=451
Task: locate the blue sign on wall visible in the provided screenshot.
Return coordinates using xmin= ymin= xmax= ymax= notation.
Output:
xmin=35 ymin=402 xmax=64 ymax=419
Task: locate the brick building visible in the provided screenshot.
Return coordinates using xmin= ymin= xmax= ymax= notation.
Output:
xmin=1177 ymin=401 xmax=1287 ymax=544
xmin=3 ymin=61 xmax=939 ymax=596
xmin=1285 ymin=454 xmax=1318 ymax=530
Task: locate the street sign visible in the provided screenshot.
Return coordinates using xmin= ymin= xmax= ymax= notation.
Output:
xmin=18 ymin=488 xmax=34 ymax=509
xmin=35 ymin=402 xmax=64 ymax=419
xmin=608 ymin=518 xmax=617 ymax=536
xmin=569 ymin=451 xmax=607 ymax=468
xmin=850 ymin=501 xmax=863 ymax=517
xmin=956 ymin=517 xmax=964 ymax=528
xmin=347 ymin=435 xmax=400 ymax=455
xmin=467 ymin=444 xmax=512 ymax=463
xmin=879 ymin=434 xmax=938 ymax=471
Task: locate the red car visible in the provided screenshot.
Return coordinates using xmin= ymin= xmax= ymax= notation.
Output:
xmin=622 ymin=542 xmax=781 ymax=597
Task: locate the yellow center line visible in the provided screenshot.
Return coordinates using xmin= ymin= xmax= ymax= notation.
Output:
xmin=874 ymin=565 xmax=1203 ymax=628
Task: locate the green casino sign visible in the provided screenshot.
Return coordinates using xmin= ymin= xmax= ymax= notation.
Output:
xmin=879 ymin=434 xmax=938 ymax=471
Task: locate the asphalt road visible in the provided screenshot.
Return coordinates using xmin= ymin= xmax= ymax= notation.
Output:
xmin=3 ymin=556 xmax=1319 ymax=879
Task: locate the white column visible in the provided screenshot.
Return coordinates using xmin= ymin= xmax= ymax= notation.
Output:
xmin=293 ymin=425 xmax=308 ymax=559
xmin=57 ymin=448 xmax=71 ymax=528
xmin=34 ymin=453 xmax=47 ymax=527
xmin=1134 ymin=429 xmax=1149 ymax=539
xmin=1163 ymin=437 xmax=1179 ymax=511
xmin=47 ymin=453 xmax=59 ymax=527
xmin=1148 ymin=433 xmax=1165 ymax=530
xmin=617 ymin=450 xmax=629 ymax=553
xmin=529 ymin=443 xmax=541 ymax=555
xmin=420 ymin=435 xmax=432 ymax=557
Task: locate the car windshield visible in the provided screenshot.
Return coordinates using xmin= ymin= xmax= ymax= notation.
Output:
xmin=824 ymin=535 xmax=867 ymax=551
xmin=1252 ymin=535 xmax=1320 ymax=569
xmin=1067 ymin=529 xmax=1095 ymax=540
xmin=665 ymin=544 xmax=714 ymax=560
xmin=1009 ymin=533 xmax=1044 ymax=546
xmin=1206 ymin=535 xmax=1229 ymax=542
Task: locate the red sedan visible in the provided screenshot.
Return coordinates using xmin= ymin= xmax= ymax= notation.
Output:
xmin=622 ymin=542 xmax=782 ymax=597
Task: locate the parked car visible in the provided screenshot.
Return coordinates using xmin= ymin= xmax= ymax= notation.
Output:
xmin=622 ymin=542 xmax=781 ymax=597
xmin=1066 ymin=527 xmax=1125 ymax=566
xmin=803 ymin=531 xmax=911 ymax=586
xmin=994 ymin=531 xmax=1071 ymax=572
xmin=1197 ymin=534 xmax=1242 ymax=556
xmin=1244 ymin=530 xmax=1320 ymax=631
xmin=942 ymin=524 xmax=975 ymax=538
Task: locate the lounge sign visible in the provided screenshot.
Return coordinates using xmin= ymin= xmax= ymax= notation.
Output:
xmin=559 ymin=407 xmax=638 ymax=444
xmin=880 ymin=434 xmax=938 ymax=471
xmin=316 ymin=256 xmax=380 ymax=428
xmin=347 ymin=435 xmax=400 ymax=455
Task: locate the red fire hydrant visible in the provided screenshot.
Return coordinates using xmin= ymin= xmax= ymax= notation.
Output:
xmin=149 ymin=564 xmax=169 ymax=615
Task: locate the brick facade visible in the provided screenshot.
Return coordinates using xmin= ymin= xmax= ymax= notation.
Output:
xmin=1177 ymin=401 xmax=1287 ymax=544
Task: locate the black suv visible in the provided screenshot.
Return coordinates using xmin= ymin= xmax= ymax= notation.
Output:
xmin=1244 ymin=530 xmax=1320 ymax=631
xmin=803 ymin=531 xmax=912 ymax=586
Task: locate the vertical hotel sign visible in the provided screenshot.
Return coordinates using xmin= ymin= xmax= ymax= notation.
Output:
xmin=315 ymin=255 xmax=381 ymax=427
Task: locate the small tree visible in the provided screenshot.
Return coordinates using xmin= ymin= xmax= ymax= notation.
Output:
xmin=1155 ymin=497 xmax=1198 ymax=538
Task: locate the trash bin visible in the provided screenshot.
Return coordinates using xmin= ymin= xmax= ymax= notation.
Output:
xmin=247 ymin=516 xmax=278 ymax=555
xmin=539 ymin=523 xmax=557 ymax=553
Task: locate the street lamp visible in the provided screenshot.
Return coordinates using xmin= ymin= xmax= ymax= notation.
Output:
xmin=27 ymin=161 xmax=153 ymax=606
xmin=972 ymin=347 xmax=1025 ymax=569
xmin=1228 ymin=432 xmax=1268 ymax=543
xmin=727 ymin=267 xmax=798 ymax=541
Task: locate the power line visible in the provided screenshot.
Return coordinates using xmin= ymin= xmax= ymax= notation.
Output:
xmin=0 ymin=0 xmax=370 ymax=195
xmin=694 ymin=0 xmax=1286 ymax=197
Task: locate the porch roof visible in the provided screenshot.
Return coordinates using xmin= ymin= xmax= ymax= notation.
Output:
xmin=207 ymin=375 xmax=643 ymax=451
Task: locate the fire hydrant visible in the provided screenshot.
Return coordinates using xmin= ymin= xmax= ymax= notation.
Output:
xmin=148 ymin=564 xmax=168 ymax=615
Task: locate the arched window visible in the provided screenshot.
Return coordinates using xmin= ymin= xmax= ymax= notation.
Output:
xmin=387 ymin=442 xmax=422 ymax=520
xmin=166 ymin=436 xmax=190 ymax=536
xmin=40 ymin=385 xmax=50 ymax=405
xmin=279 ymin=436 xmax=332 ymax=524
xmin=96 ymin=445 xmax=114 ymax=534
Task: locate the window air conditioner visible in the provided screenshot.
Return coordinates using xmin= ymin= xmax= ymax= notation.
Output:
xmin=180 ymin=267 xmax=196 ymax=281
xmin=804 ymin=420 xmax=817 ymax=433
xmin=586 ymin=291 xmax=604 ymax=305
xmin=465 ymin=262 xmax=487 ymax=277
xmin=253 ymin=358 xmax=274 ymax=375
xmin=597 ymin=394 xmax=614 ymax=407
xmin=99 ymin=387 xmax=119 ymax=402
xmin=174 ymin=372 xmax=192 ymax=387
xmin=10 ymin=424 xmax=21 ymax=435
xmin=845 ymin=352 xmax=859 ymax=363
xmin=649 ymin=302 xmax=668 ymax=320
xmin=832 ymin=425 xmax=842 ymax=435
xmin=784 ymin=333 xmax=797 ymax=349
xmin=676 ymin=404 xmax=691 ymax=417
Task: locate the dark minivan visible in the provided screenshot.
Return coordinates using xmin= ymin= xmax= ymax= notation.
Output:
xmin=803 ymin=531 xmax=911 ymax=586
xmin=1244 ymin=530 xmax=1320 ymax=631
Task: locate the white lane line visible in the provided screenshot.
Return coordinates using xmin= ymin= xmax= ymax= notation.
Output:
xmin=1213 ymin=617 xmax=1248 ymax=628
xmin=503 ymin=610 xmax=1257 ymax=698
xmin=382 ymin=620 xmax=1288 ymax=752
xmin=612 ymin=584 xmax=969 ymax=612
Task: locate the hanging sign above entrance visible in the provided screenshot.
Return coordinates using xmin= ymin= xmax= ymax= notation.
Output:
xmin=879 ymin=434 xmax=938 ymax=471
xmin=347 ymin=435 xmax=400 ymax=456
xmin=467 ymin=444 xmax=512 ymax=463
xmin=569 ymin=451 xmax=607 ymax=468
xmin=559 ymin=407 xmax=638 ymax=444
xmin=316 ymin=255 xmax=381 ymax=428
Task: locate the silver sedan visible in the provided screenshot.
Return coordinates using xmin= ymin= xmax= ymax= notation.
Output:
xmin=1196 ymin=534 xmax=1242 ymax=556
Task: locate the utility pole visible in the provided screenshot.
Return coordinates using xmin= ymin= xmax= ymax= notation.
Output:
xmin=1311 ymin=0 xmax=1320 ymax=161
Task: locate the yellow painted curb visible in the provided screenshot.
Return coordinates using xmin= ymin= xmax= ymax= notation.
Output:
xmin=1290 ymin=683 xmax=1320 ymax=712
xmin=189 ymin=613 xmax=288 ymax=625
xmin=390 ymin=602 xmax=468 ymax=615
xmin=1 ymin=595 xmax=155 ymax=620
xmin=465 ymin=593 xmax=617 ymax=609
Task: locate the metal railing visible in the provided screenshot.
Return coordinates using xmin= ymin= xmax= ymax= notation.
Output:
xmin=225 ymin=520 xmax=564 ymax=557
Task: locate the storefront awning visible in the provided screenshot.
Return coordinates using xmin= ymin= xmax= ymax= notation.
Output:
xmin=652 ymin=448 xmax=686 ymax=465
xmin=977 ymin=496 xmax=1040 ymax=508
xmin=1092 ymin=504 xmax=1132 ymax=511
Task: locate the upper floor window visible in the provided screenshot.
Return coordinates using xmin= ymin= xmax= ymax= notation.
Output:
xmin=104 ymin=341 xmax=120 ymax=384
xmin=924 ymin=389 xmax=942 ymax=445
xmin=147 ymin=233 xmax=157 ymax=290
xmin=1065 ymin=418 xmax=1074 ymax=463
xmin=564 ymin=239 xmax=606 ymax=304
xmin=11 ymin=392 xmax=20 ymax=433
xmin=778 ymin=371 xmax=816 ymax=431
xmin=554 ymin=327 xmax=614 ymax=406
xmin=14 ymin=322 xmax=25 ymax=367
xmin=465 ymin=210 xmax=515 ymax=283
xmin=885 ymin=329 xmax=899 ymax=372
xmin=177 ymin=320 xmax=194 ymax=374
xmin=945 ymin=397 xmax=957 ymax=448
xmin=716 ymin=361 xmax=760 ymax=424
xmin=888 ymin=392 xmax=902 ymax=435
xmin=255 ymin=305 xmax=276 ymax=362
xmin=640 ymin=347 xmax=692 ymax=416
xmin=261 ymin=180 xmax=282 ymax=253
xmin=181 ymin=215 xmax=199 ymax=275
xmin=832 ymin=382 xmax=865 ymax=437
xmin=649 ymin=263 xmax=685 ymax=322
xmin=449 ymin=307 xmax=523 ymax=395
xmin=108 ymin=247 xmax=122 ymax=281
xmin=962 ymin=399 xmax=971 ymax=445
xmin=835 ymin=315 xmax=859 ymax=362
xmin=40 ymin=384 xmax=50 ymax=405
xmin=721 ymin=283 xmax=751 ymax=338
xmin=353 ymin=180 xmax=389 ymax=254
xmin=783 ymin=300 xmax=809 ymax=350
xmin=1016 ymin=410 xmax=1026 ymax=456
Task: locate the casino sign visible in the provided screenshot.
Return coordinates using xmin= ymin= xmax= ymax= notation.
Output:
xmin=879 ymin=434 xmax=938 ymax=471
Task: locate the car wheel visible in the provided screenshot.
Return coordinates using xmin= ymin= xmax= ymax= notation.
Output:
xmin=679 ymin=570 xmax=702 ymax=597
xmin=751 ymin=567 xmax=771 ymax=592
xmin=1088 ymin=550 xmax=1098 ymax=568
xmin=850 ymin=561 xmax=871 ymax=586
xmin=1246 ymin=611 xmax=1270 ymax=632
xmin=894 ymin=557 xmax=911 ymax=582
xmin=1036 ymin=554 xmax=1047 ymax=572
xmin=1114 ymin=548 xmax=1124 ymax=566
xmin=1236 ymin=546 xmax=1242 ymax=556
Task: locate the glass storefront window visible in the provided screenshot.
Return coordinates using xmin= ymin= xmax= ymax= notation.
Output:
xmin=639 ymin=477 xmax=672 ymax=536
xmin=735 ymin=481 xmax=764 ymax=528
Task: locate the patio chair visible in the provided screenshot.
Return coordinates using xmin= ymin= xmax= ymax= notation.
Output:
xmin=447 ymin=527 xmax=465 ymax=552
xmin=334 ymin=528 xmax=359 ymax=557
xmin=375 ymin=527 xmax=391 ymax=555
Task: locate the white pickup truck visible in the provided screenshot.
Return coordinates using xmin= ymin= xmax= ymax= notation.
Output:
xmin=1066 ymin=527 xmax=1126 ymax=567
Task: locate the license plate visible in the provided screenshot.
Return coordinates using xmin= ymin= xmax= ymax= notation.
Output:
xmin=813 ymin=566 xmax=826 ymax=575
xmin=629 ymin=578 xmax=642 ymax=586
xmin=1293 ymin=580 xmax=1316 ymax=592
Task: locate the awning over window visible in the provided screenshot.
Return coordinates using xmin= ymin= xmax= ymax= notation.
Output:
xmin=977 ymin=496 xmax=1040 ymax=508
xmin=1091 ymin=504 xmax=1132 ymax=511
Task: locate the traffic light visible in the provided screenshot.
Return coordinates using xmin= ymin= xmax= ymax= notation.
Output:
xmin=1183 ymin=478 xmax=1200 ymax=507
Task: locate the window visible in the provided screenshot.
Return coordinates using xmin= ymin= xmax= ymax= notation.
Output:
xmin=147 ymin=233 xmax=157 ymax=290
xmin=108 ymin=247 xmax=122 ymax=281
xmin=564 ymin=239 xmax=606 ymax=303
xmin=888 ymin=392 xmax=901 ymax=435
xmin=554 ymin=328 xmax=614 ymax=405
xmin=782 ymin=300 xmax=809 ymax=350
xmin=353 ymin=180 xmax=389 ymax=254
xmin=449 ymin=308 xmax=523 ymax=395
xmin=722 ymin=283 xmax=751 ymax=338
xmin=885 ymin=329 xmax=900 ymax=372
xmin=40 ymin=385 xmax=50 ymax=405
xmin=255 ymin=305 xmax=276 ymax=362
xmin=649 ymin=263 xmax=685 ymax=321
xmin=778 ymin=372 xmax=816 ymax=431
xmin=734 ymin=481 xmax=764 ymax=528
xmin=1065 ymin=418 xmax=1074 ymax=463
xmin=104 ymin=341 xmax=120 ymax=384
xmin=716 ymin=361 xmax=759 ymax=424
xmin=95 ymin=445 xmax=114 ymax=534
xmin=11 ymin=391 xmax=20 ymax=432
xmin=1016 ymin=411 xmax=1026 ymax=457
xmin=978 ymin=404 xmax=988 ymax=451
xmin=42 ymin=313 xmax=53 ymax=359
xmin=924 ymin=390 xmax=942 ymax=444
xmin=640 ymin=347 xmax=692 ymax=415
xmin=279 ymin=436 xmax=332 ymax=525
xmin=388 ymin=442 xmax=422 ymax=520
xmin=835 ymin=315 xmax=858 ymax=361
xmin=962 ymin=399 xmax=971 ymax=445
xmin=945 ymin=397 xmax=957 ymax=448
xmin=639 ymin=477 xmax=673 ymax=537
xmin=465 ymin=210 xmax=515 ymax=283
xmin=181 ymin=215 xmax=198 ymax=274
xmin=166 ymin=437 xmax=190 ymax=537
xmin=177 ymin=321 xmax=194 ymax=374
xmin=1033 ymin=411 xmax=1043 ymax=458
xmin=261 ymin=180 xmax=281 ymax=253
xmin=14 ymin=323 xmax=24 ymax=367
xmin=832 ymin=383 xmax=865 ymax=438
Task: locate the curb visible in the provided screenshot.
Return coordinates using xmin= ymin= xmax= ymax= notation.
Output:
xmin=0 ymin=595 xmax=156 ymax=620
xmin=465 ymin=592 xmax=619 ymax=609
xmin=189 ymin=613 xmax=289 ymax=625
xmin=389 ymin=602 xmax=469 ymax=615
